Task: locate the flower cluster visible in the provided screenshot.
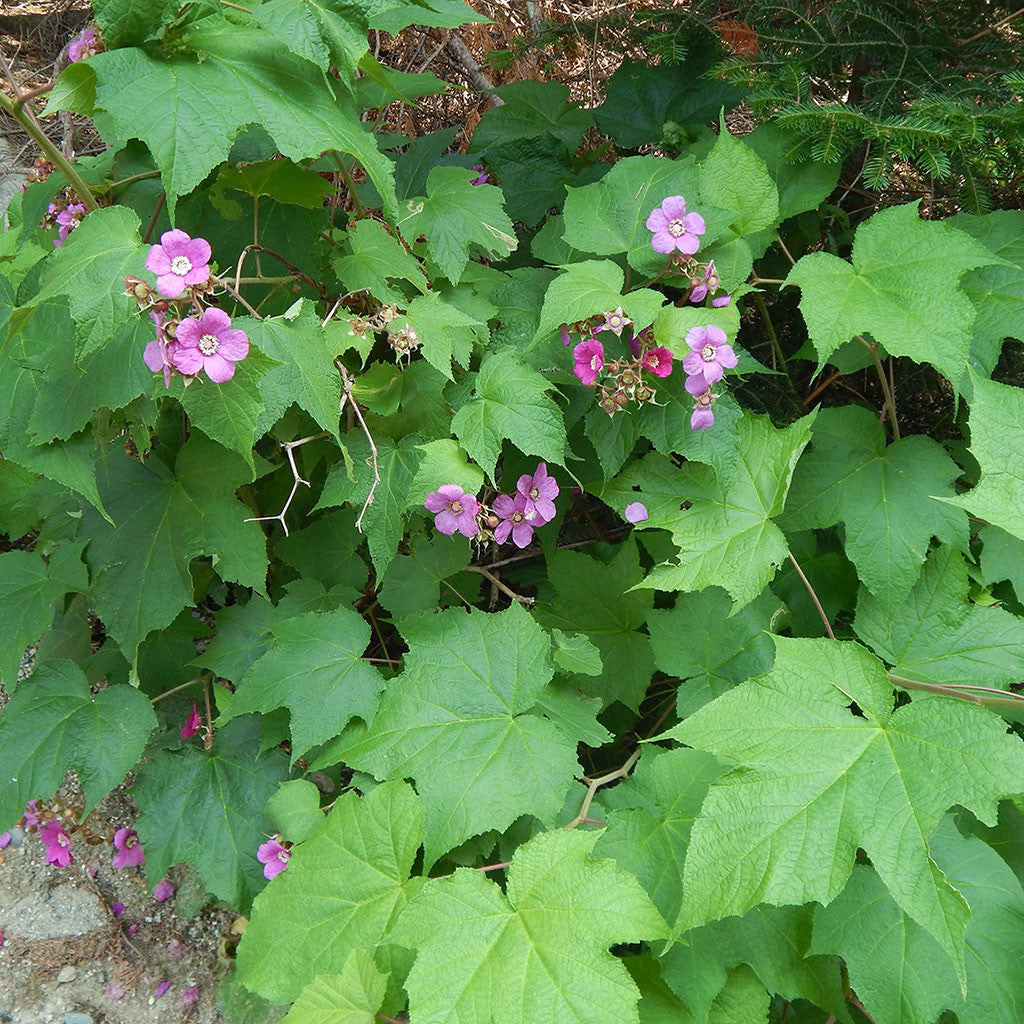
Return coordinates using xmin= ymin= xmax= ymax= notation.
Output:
xmin=44 ymin=198 xmax=86 ymax=247
xmin=345 ymin=302 xmax=425 ymax=363
xmin=682 ymin=325 xmax=738 ymax=430
xmin=67 ymin=26 xmax=100 ymax=62
xmin=131 ymin=230 xmax=249 ymax=386
xmin=424 ymin=463 xmax=559 ymax=550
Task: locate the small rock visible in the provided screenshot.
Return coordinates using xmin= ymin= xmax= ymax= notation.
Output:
xmin=56 ymin=966 xmax=77 ymax=984
xmin=64 ymin=1014 xmax=94 ymax=1024
xmin=6 ymin=826 xmax=25 ymax=848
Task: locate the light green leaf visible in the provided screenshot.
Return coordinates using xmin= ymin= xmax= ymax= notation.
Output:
xmin=668 ymin=636 xmax=1024 ymax=985
xmin=322 ymin=604 xmax=584 ymax=865
xmin=0 ymin=544 xmax=88 ymax=689
xmin=404 ymin=166 xmax=516 ymax=283
xmin=219 ymin=608 xmax=384 ymax=759
xmin=252 ymin=0 xmax=368 ymax=81
xmin=856 ymin=544 xmax=1024 ymax=691
xmin=782 ymin=405 xmax=968 ymax=610
xmin=551 ymin=629 xmax=603 ymax=677
xmin=784 ymin=202 xmax=1001 ymax=382
xmin=639 ymin=411 xmax=815 ymax=609
xmin=535 ymin=539 xmax=655 ymax=710
xmin=979 ymin=524 xmax=1024 ymax=603
xmin=282 ymin=950 xmax=388 ymax=1024
xmin=333 ymin=219 xmax=428 ymax=305
xmin=399 ymin=829 xmax=667 ymax=1024
xmin=407 ymin=438 xmax=484 ymax=511
xmin=132 ymin=716 xmax=290 ymax=909
xmin=236 ymin=781 xmax=424 ymax=1003
xmin=699 ymin=123 xmax=779 ymax=236
xmin=404 ymin=291 xmax=484 ymax=379
xmin=451 ymin=350 xmax=566 ymax=477
xmin=369 ymin=0 xmax=488 ymax=33
xmin=0 ymin=660 xmax=156 ymax=828
xmin=91 ymin=0 xmax=175 ymax=46
xmin=87 ymin=19 xmax=396 ymax=217
xmin=215 ymin=158 xmax=335 ymax=208
xmin=83 ymin=435 xmax=268 ymax=659
xmin=265 ymin=779 xmax=324 ymax=844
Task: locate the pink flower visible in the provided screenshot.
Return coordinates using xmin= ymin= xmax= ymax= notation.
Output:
xmin=600 ymin=307 xmax=631 ymax=337
xmin=111 ymin=902 xmax=125 ymax=917
xmin=23 ymin=800 xmax=41 ymax=829
xmin=40 ymin=821 xmax=73 ymax=866
xmin=683 ymin=324 xmax=737 ymax=389
xmin=560 ymin=325 xmax=572 ymax=346
xmin=573 ymin=339 xmax=604 ymax=386
xmin=181 ymin=703 xmax=201 ymax=740
xmin=143 ymin=311 xmax=179 ymax=389
xmin=646 ymin=195 xmax=706 ymax=255
xmin=492 ymin=492 xmax=537 ymax=549
xmin=182 ymin=986 xmax=200 ymax=1005
xmin=641 ymin=346 xmax=673 ymax=378
xmin=112 ymin=828 xmax=145 ymax=870
xmin=172 ymin=307 xmax=249 ymax=383
xmin=688 ymin=261 xmax=720 ymax=303
xmin=469 ymin=165 xmax=489 ymax=185
xmin=516 ymin=462 xmax=558 ymax=522
xmin=153 ymin=878 xmax=175 ymax=902
xmin=107 ymin=981 xmax=126 ymax=1001
xmin=257 ymin=839 xmax=291 ymax=880
xmin=126 ymin=922 xmax=140 ymax=937
xmin=691 ymin=389 xmax=716 ymax=431
xmin=624 ymin=501 xmax=648 ymax=523
xmin=48 ymin=202 xmax=86 ymax=247
xmin=67 ymin=26 xmax=98 ymax=62
xmin=424 ymin=484 xmax=480 ymax=539
xmin=145 ymin=229 xmax=212 ymax=298
xmin=155 ymin=980 xmax=172 ymax=999
xmin=0 ymin=832 xmax=10 ymax=850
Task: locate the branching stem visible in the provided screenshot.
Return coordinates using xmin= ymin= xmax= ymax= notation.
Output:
xmin=565 ymin=749 xmax=640 ymax=829
xmin=335 ymin=361 xmax=381 ymax=533
xmin=464 ymin=565 xmax=534 ymax=605
xmin=243 ymin=434 xmax=328 ymax=537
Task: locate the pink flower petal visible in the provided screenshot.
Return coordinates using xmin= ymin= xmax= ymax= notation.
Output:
xmin=159 ymin=229 xmax=192 ymax=256
xmin=644 ymin=208 xmax=669 ymax=232
xmin=216 ymin=328 xmax=249 ymax=361
xmin=184 ymin=236 xmax=212 ymax=267
xmin=199 ymin=306 xmax=231 ymax=333
xmin=434 ymin=510 xmax=459 ymax=535
xmin=456 ymin=513 xmax=479 ymax=539
xmin=493 ymin=519 xmax=513 ymax=544
xmin=650 ymin=230 xmax=677 ymax=255
xmin=624 ymin=501 xmax=648 ymax=523
xmin=424 ymin=491 xmax=448 ymax=513
xmin=660 ymin=195 xmax=688 ymax=219
xmin=203 ymin=353 xmax=236 ymax=383
xmin=685 ymin=371 xmax=710 ymax=396
xmin=510 ymin=521 xmax=534 ymax=548
xmin=172 ymin=346 xmax=203 ymax=376
xmin=145 ymin=246 xmax=171 ymax=275
xmin=156 ymin=272 xmax=187 ymax=298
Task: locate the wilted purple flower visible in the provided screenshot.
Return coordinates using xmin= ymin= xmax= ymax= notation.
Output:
xmin=48 ymin=202 xmax=86 ymax=247
xmin=710 ymin=293 xmax=732 ymax=308
xmin=624 ymin=501 xmax=648 ymax=524
xmin=469 ymin=165 xmax=489 ymax=186
xmin=181 ymin=703 xmax=201 ymax=740
xmin=182 ymin=986 xmax=200 ymax=1006
xmin=688 ymin=261 xmax=720 ymax=303
xmin=424 ymin=484 xmax=480 ymax=539
xmin=516 ymin=462 xmax=558 ymax=522
xmin=155 ymin=980 xmax=172 ymax=999
xmin=172 ymin=307 xmax=249 ymax=383
xmin=167 ymin=937 xmax=186 ymax=959
xmin=145 ymin=229 xmax=212 ymax=298
xmin=111 ymin=902 xmax=125 ymax=917
xmin=153 ymin=878 xmax=175 ymax=902
xmin=600 ymin=307 xmax=631 ymax=337
xmin=112 ymin=828 xmax=145 ymax=870
xmin=85 ymin=856 xmax=100 ymax=878
xmin=40 ymin=821 xmax=73 ymax=866
xmin=257 ymin=839 xmax=291 ymax=880
xmin=492 ymin=493 xmax=537 ymax=549
xmin=641 ymin=346 xmax=673 ymax=379
xmin=0 ymin=832 xmax=10 ymax=850
xmin=126 ymin=922 xmax=140 ymax=937
xmin=23 ymin=800 xmax=41 ymax=830
xmin=683 ymin=324 xmax=737 ymax=389
xmin=691 ymin=389 xmax=716 ymax=431
xmin=68 ymin=26 xmax=98 ymax=62
xmin=107 ymin=981 xmax=126 ymax=1001
xmin=573 ymin=339 xmax=604 ymax=386
xmin=143 ymin=311 xmax=178 ymax=389
xmin=646 ymin=195 xmax=706 ymax=255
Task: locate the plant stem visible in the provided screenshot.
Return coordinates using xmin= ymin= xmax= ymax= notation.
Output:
xmin=332 ymin=152 xmax=365 ymax=216
xmin=142 ymin=192 xmax=165 ymax=244
xmin=105 ymin=169 xmax=162 ymax=191
xmin=886 ymin=674 xmax=1024 ymax=709
xmin=751 ymin=276 xmax=787 ymax=285
xmin=565 ymin=749 xmax=640 ymax=829
xmin=856 ymin=335 xmax=900 ymax=439
xmin=464 ymin=565 xmax=534 ymax=605
xmin=150 ymin=677 xmax=205 ymax=703
xmin=788 ymin=552 xmax=835 ymax=639
xmin=754 ymin=292 xmax=789 ymax=374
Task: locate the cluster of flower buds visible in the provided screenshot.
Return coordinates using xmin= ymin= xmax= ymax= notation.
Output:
xmin=683 ymin=258 xmax=731 ymax=308
xmin=345 ymin=303 xmax=424 ymax=362
xmin=424 ymin=462 xmax=559 ymax=550
xmin=22 ymin=156 xmax=55 ymax=195
xmin=129 ymin=230 xmax=249 ymax=387
xmin=43 ymin=196 xmax=86 ymax=247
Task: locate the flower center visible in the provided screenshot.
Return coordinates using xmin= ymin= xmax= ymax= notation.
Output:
xmin=529 ymin=485 xmax=540 ymax=500
xmin=511 ymin=511 xmax=525 ymax=525
xmin=170 ymin=255 xmax=193 ymax=276
xmin=668 ymin=218 xmax=686 ymax=237
xmin=277 ymin=849 xmax=290 ymax=864
xmin=701 ymin=344 xmax=716 ymax=361
xmin=198 ymin=333 xmax=219 ymax=356
xmin=609 ymin=315 xmax=622 ymax=328
xmin=590 ymin=355 xmax=601 ymax=371
xmin=126 ymin=834 xmax=139 ymax=848
xmin=450 ymin=500 xmax=464 ymax=515
xmin=647 ymin=354 xmax=660 ymax=368
xmin=58 ymin=834 xmax=69 ymax=848
xmin=697 ymin=391 xmax=714 ymax=407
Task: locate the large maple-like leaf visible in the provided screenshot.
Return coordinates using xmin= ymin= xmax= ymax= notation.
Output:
xmin=784 ymin=201 xmax=1001 ymax=383
xmin=281 ymin=950 xmax=388 ymax=1024
xmin=399 ymin=829 xmax=667 ymax=1024
xmin=319 ymin=603 xmax=585 ymax=865
xmin=782 ymin=405 xmax=968 ymax=610
xmin=236 ymin=781 xmax=424 ymax=1003
xmin=667 ymin=636 xmax=1024 ymax=985
xmin=0 ymin=660 xmax=156 ymax=828
xmin=132 ymin=716 xmax=290 ymax=909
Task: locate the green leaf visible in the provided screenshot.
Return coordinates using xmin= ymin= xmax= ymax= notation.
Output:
xmin=83 ymin=435 xmax=268 ymax=659
xmin=369 ymin=0 xmax=488 ymax=33
xmin=133 ymin=716 xmax=289 ymax=909
xmin=480 ymin=139 xmax=574 ymax=227
xmin=91 ymin=0 xmax=175 ymax=46
xmin=856 ymin=544 xmax=1024 ymax=692
xmin=378 ymin=533 xmax=470 ymax=618
xmin=406 ymin=438 xmax=484 ymax=512
xmin=266 ymin=779 xmax=324 ymax=844
xmin=27 ymin=205 xmax=143 ymax=360
xmin=0 ymin=544 xmax=88 ymax=688
xmin=404 ymin=291 xmax=484 ymax=379
xmin=782 ymin=405 xmax=968 ymax=610
xmin=945 ymin=372 xmax=1024 ymax=541
xmin=314 ymin=432 xmax=424 ymax=576
xmin=551 ymin=629 xmax=603 ymax=677
xmin=535 ymin=539 xmax=655 ymax=710
xmin=451 ymin=350 xmax=566 ymax=477
xmin=667 ymin=636 xmax=1024 ymax=984
xmin=399 ymin=829 xmax=667 ymax=1024
xmin=236 ymin=781 xmax=424 ymax=1003
xmin=469 ymin=81 xmax=592 ymax=156
xmin=404 ymin=166 xmax=516 ymax=283
xmin=252 ymin=0 xmax=368 ymax=82
xmin=647 ymin=588 xmax=778 ymax=719
xmin=979 ymin=524 xmax=1024 ymax=603
xmin=282 ymin=949 xmax=388 ymax=1024
xmin=0 ymin=660 xmax=156 ymax=828
xmin=639 ymin=411 xmax=815 ymax=609
xmin=215 ymin=158 xmax=335 ymax=209
xmin=783 ymin=202 xmax=1001 ymax=382
xmin=87 ymin=19 xmax=396 ymax=217
xmin=219 ymin=608 xmax=384 ymax=760
xmin=333 ymin=219 xmax=428 ymax=305
xmin=322 ymin=603 xmax=584 ymax=865
xmin=699 ymin=123 xmax=779 ymax=236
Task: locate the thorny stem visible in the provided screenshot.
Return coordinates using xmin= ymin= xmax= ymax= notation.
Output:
xmin=565 ymin=749 xmax=641 ymax=829
xmin=335 ymin=359 xmax=381 ymax=533
xmin=243 ymin=434 xmax=328 ymax=537
xmin=149 ymin=677 xmax=205 ymax=704
xmin=788 ymin=552 xmax=835 ymax=639
xmin=464 ymin=564 xmax=534 ymax=605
